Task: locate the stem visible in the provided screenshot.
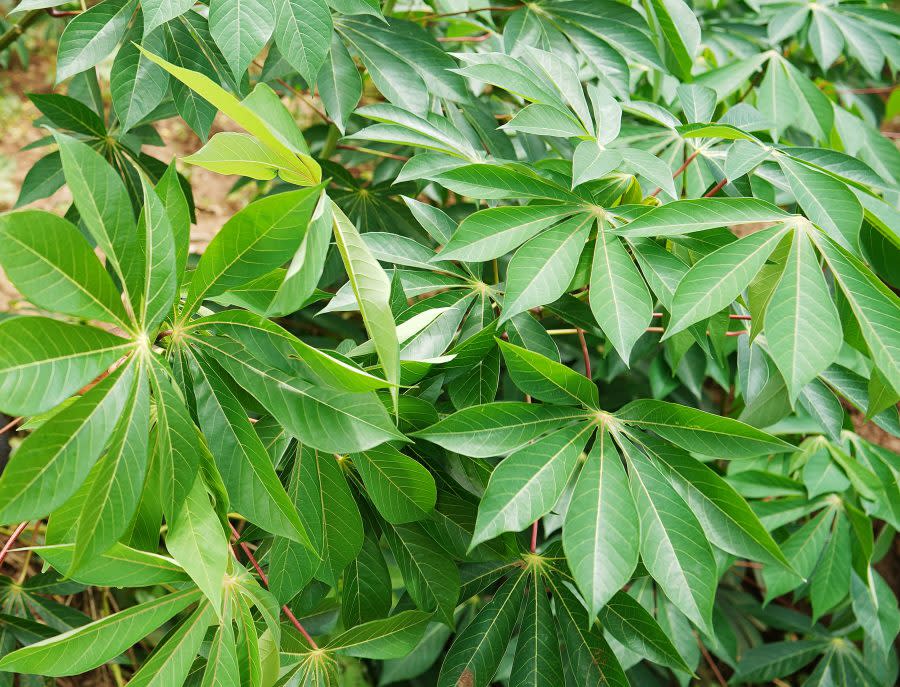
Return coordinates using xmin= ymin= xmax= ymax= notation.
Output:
xmin=420 ymin=5 xmax=519 ymax=21
xmin=0 ymin=522 xmax=29 ymax=567
xmin=577 ymin=329 xmax=592 ymax=380
xmin=0 ymin=10 xmax=43 ymax=53
xmin=697 ymin=635 xmax=728 ymax=687
xmin=650 ymin=148 xmax=701 ymax=197
xmin=229 ymin=523 xmax=319 ymax=649
xmin=0 ymin=416 xmax=22 ymax=436
xmin=336 ymin=144 xmax=409 ymax=161
xmin=530 ymin=521 xmax=538 ymax=553
xmin=704 ymin=177 xmax=728 ymax=197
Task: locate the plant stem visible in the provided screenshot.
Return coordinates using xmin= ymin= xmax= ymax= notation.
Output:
xmin=0 ymin=10 xmax=42 ymax=53
xmin=0 ymin=521 xmax=29 ymax=567
xmin=577 ymin=329 xmax=591 ymax=380
xmin=650 ymin=147 xmax=701 ymax=197
xmin=229 ymin=523 xmax=319 ymax=649
xmin=0 ymin=416 xmax=22 ymax=436
xmin=704 ymin=177 xmax=728 ymax=197
xmin=530 ymin=521 xmax=538 ymax=553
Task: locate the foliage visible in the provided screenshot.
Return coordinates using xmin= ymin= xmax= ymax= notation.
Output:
xmin=0 ymin=0 xmax=899 ymax=685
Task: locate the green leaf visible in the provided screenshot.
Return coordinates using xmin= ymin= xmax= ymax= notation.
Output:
xmin=431 ymin=163 xmax=582 ymax=203
xmin=501 ymin=214 xmax=592 ymax=323
xmin=317 ymin=34 xmax=362 ymax=134
xmin=126 ymin=601 xmax=216 ymax=687
xmin=472 ymin=422 xmax=592 ymax=548
xmin=188 ymin=352 xmax=312 ymax=545
xmin=201 ymin=619 xmax=240 ymax=687
xmin=183 ymin=188 xmax=321 ymax=317
xmin=31 ymin=544 xmax=189 ymax=587
xmin=0 ymin=317 xmax=131 ymax=416
xmin=637 ymin=436 xmax=792 ymax=569
xmin=0 ymin=588 xmax=201 ymax=676
xmin=329 ymin=611 xmax=432 ymax=659
xmin=209 ymin=0 xmax=274 ymax=79
xmin=621 ymin=436 xmax=717 ymax=632
xmin=134 ymin=173 xmax=177 ymax=331
xmin=332 ymin=202 xmax=401 ymax=410
xmin=165 ymin=477 xmax=228 ymax=612
xmin=203 ymin=337 xmax=403 ymax=453
xmin=110 ymin=22 xmax=169 ymax=132
xmin=733 ymin=640 xmax=829 ymax=683
xmin=589 ymin=220 xmax=653 ymax=362
xmin=616 ymin=198 xmax=790 ymax=237
xmin=810 ymin=512 xmax=851 ymax=621
xmin=353 ymin=444 xmax=436 ymax=524
xmin=498 ymin=338 xmax=598 ymax=407
xmin=618 ymin=399 xmax=796 ymax=458
xmin=162 ymin=19 xmax=218 ymax=140
xmin=549 ymin=578 xmax=629 ymax=687
xmin=439 ymin=204 xmax=583 ymax=264
xmin=766 ymin=228 xmax=842 ymax=400
xmin=414 ymin=402 xmax=587 ymax=458
xmin=142 ymin=0 xmax=195 ymax=35
xmin=54 ymin=132 xmax=137 ymax=296
xmin=55 ymin=0 xmax=136 ymax=83
xmin=437 ymin=571 xmax=527 ymax=687
xmin=762 ymin=506 xmax=836 ymax=601
xmin=70 ymin=363 xmax=149 ymax=571
xmin=509 ymin=571 xmax=565 ymax=687
xmin=27 ymin=93 xmax=106 ymax=137
xmin=813 ymin=231 xmax=900 ymax=394
xmin=572 ymin=141 xmax=623 ymax=187
xmin=563 ymin=431 xmax=639 ymax=617
xmin=341 ymin=535 xmax=391 ymax=627
xmin=0 ymin=210 xmax=129 ymax=327
xmin=0 ymin=361 xmax=135 ymax=522
xmin=274 ymin=0 xmax=333 ymax=84
xmin=384 ymin=522 xmax=460 ymax=626
xmin=779 ymin=156 xmax=863 ymax=252
xmin=598 ymin=591 xmax=691 ymax=672
xmin=666 ymin=223 xmax=789 ymax=336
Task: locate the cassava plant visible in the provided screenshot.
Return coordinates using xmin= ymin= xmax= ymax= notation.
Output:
xmin=0 ymin=0 xmax=898 ymax=685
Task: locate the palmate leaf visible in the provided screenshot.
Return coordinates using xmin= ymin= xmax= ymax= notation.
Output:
xmin=616 ymin=198 xmax=790 ymax=237
xmin=328 ymin=611 xmax=432 ymax=660
xmin=509 ymin=570 xmax=565 ymax=687
xmin=498 ymin=338 xmax=598 ymax=408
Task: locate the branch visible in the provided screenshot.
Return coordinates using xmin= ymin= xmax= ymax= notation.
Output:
xmin=0 ymin=522 xmax=29 ymax=567
xmin=0 ymin=10 xmax=42 ymax=53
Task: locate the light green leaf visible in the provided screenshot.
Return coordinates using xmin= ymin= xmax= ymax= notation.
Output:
xmin=813 ymin=231 xmax=900 ymax=394
xmin=0 ymin=588 xmax=201 ymax=676
xmin=70 ymin=363 xmax=149 ymax=572
xmin=563 ymin=432 xmax=639 ymax=617
xmin=332 ymin=202 xmax=400 ymax=409
xmin=201 ymin=620 xmax=240 ymax=687
xmin=209 ymin=0 xmax=274 ymax=79
xmin=438 ymin=204 xmax=583 ymax=263
xmin=762 ymin=506 xmax=836 ymax=601
xmin=141 ymin=0 xmax=194 ymax=35
xmin=0 ymin=361 xmax=134 ymax=522
xmin=188 ymin=352 xmax=312 ymax=546
xmin=110 ymin=22 xmax=169 ymax=132
xmin=318 ymin=35 xmax=362 ymax=134
xmin=618 ymin=399 xmax=796 ymax=458
xmin=55 ymin=0 xmax=136 ymax=83
xmin=126 ymin=601 xmax=216 ymax=687
xmin=165 ymin=478 xmax=228 ymax=612
xmin=810 ymin=512 xmax=851 ymax=621
xmin=135 ymin=173 xmax=177 ymax=331
xmin=572 ymin=141 xmax=623 ymax=187
xmin=31 ymin=543 xmax=189 ymax=587
xmin=616 ymin=198 xmax=790 ymax=237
